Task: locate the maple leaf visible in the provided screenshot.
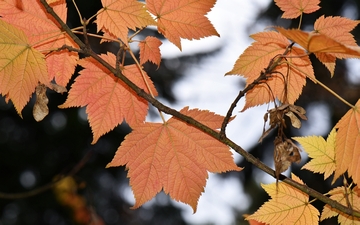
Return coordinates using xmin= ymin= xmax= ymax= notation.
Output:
xmin=138 ymin=36 xmax=162 ymax=67
xmin=0 ymin=19 xmax=48 ymax=115
xmin=333 ymin=100 xmax=360 ymax=185
xmin=0 ymin=0 xmax=79 ymax=86
xmin=313 ymin=16 xmax=360 ymax=75
xmin=293 ymin=128 xmax=336 ymax=180
xmin=321 ymin=186 xmax=360 ymax=224
xmin=274 ymin=0 xmax=320 ymax=19
xmin=276 ymin=27 xmax=360 ymax=75
xmin=106 ymin=107 xmax=241 ymax=212
xmin=59 ymin=53 xmax=157 ymax=144
xmin=96 ymin=0 xmax=156 ymax=45
xmin=246 ymin=174 xmax=319 ymax=225
xmin=146 ymin=0 xmax=219 ymax=50
xmin=314 ymin=16 xmax=359 ymax=46
xmin=226 ymin=31 xmax=314 ymax=110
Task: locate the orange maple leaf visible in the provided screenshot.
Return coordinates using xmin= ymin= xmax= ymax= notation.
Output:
xmin=276 ymin=27 xmax=360 ymax=75
xmin=333 ymin=100 xmax=360 ymax=185
xmin=313 ymin=16 xmax=360 ymax=75
xmin=0 ymin=19 xmax=48 ymax=115
xmin=96 ymin=0 xmax=156 ymax=45
xmin=138 ymin=36 xmax=162 ymax=66
xmin=106 ymin=107 xmax=241 ymax=212
xmin=293 ymin=128 xmax=336 ymax=180
xmin=226 ymin=31 xmax=314 ymax=110
xmin=59 ymin=53 xmax=157 ymax=144
xmin=0 ymin=0 xmax=78 ymax=87
xmin=321 ymin=186 xmax=360 ymax=224
xmin=274 ymin=0 xmax=320 ymax=19
xmin=246 ymin=174 xmax=319 ymax=224
xmin=146 ymin=0 xmax=219 ymax=50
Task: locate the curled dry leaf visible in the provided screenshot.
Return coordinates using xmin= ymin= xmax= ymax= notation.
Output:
xmin=274 ymin=137 xmax=301 ymax=183
xmin=49 ymin=83 xmax=67 ymax=94
xmin=33 ymin=84 xmax=49 ymax=122
xmin=259 ymin=104 xmax=307 ymax=142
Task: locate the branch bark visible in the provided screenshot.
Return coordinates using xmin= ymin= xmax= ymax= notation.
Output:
xmin=40 ymin=0 xmax=360 ymax=219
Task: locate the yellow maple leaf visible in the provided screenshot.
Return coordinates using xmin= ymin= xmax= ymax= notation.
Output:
xmin=0 ymin=19 xmax=48 ymax=115
xmin=246 ymin=174 xmax=319 ymax=225
xmin=321 ymin=186 xmax=360 ymax=224
xmin=293 ymin=128 xmax=336 ymax=180
xmin=333 ymin=99 xmax=360 ymax=185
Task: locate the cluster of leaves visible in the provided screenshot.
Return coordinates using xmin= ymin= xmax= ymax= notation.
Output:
xmin=0 ymin=0 xmax=359 ymax=224
xmin=226 ymin=0 xmax=360 ymax=224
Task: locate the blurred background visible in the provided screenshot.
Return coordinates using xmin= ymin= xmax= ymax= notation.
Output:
xmin=1 ymin=0 xmax=360 ymax=224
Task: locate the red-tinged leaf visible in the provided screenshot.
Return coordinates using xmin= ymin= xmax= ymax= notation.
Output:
xmin=314 ymin=52 xmax=336 ymax=76
xmin=146 ymin=0 xmax=219 ymax=50
xmin=96 ymin=0 xmax=155 ymax=44
xmin=244 ymin=46 xmax=313 ymax=110
xmin=59 ymin=53 xmax=157 ymax=144
xmin=0 ymin=0 xmax=79 ymax=86
xmin=107 ymin=107 xmax=241 ymax=212
xmin=0 ymin=19 xmax=48 ymax=115
xmin=313 ymin=16 xmax=360 ymax=75
xmin=275 ymin=0 xmax=320 ymax=19
xmin=314 ymin=16 xmax=359 ymax=46
xmin=276 ymin=27 xmax=360 ymax=75
xmin=293 ymin=128 xmax=336 ymax=180
xmin=333 ymin=99 xmax=360 ymax=185
xmin=321 ymin=186 xmax=360 ymax=224
xmin=46 ymin=50 xmax=78 ymax=87
xmin=276 ymin=27 xmax=360 ymax=56
xmin=139 ymin=36 xmax=162 ymax=66
xmin=246 ymin=174 xmax=319 ymax=225
xmin=227 ymin=31 xmax=314 ymax=110
xmin=226 ymin=31 xmax=289 ymax=83
xmin=250 ymin=30 xmax=290 ymax=46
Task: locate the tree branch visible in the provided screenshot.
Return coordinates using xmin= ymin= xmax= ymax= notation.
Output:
xmin=39 ymin=0 xmax=360 ymax=218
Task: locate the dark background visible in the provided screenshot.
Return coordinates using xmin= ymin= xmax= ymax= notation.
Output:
xmin=1 ymin=0 xmax=360 ymax=224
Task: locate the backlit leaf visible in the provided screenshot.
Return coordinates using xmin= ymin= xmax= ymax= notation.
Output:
xmin=107 ymin=107 xmax=241 ymax=212
xmin=321 ymin=186 xmax=360 ymax=224
xmin=313 ymin=15 xmax=360 ymax=75
xmin=59 ymin=53 xmax=157 ymax=144
xmin=276 ymin=27 xmax=360 ymax=75
xmin=333 ymin=99 xmax=360 ymax=185
xmin=146 ymin=0 xmax=219 ymax=50
xmin=0 ymin=0 xmax=78 ymax=86
xmin=314 ymin=16 xmax=359 ymax=46
xmin=246 ymin=174 xmax=319 ymax=225
xmin=96 ymin=0 xmax=155 ymax=44
xmin=293 ymin=128 xmax=336 ymax=179
xmin=0 ymin=19 xmax=48 ymax=115
xmin=226 ymin=31 xmax=314 ymax=110
xmin=274 ymin=0 xmax=320 ymax=19
xmin=138 ymin=36 xmax=162 ymax=66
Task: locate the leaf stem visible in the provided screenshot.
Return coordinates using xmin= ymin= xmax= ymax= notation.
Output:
xmin=312 ymin=77 xmax=355 ymax=108
xmin=286 ymin=61 xmax=356 ymax=109
xmin=127 ymin=49 xmax=167 ymax=123
xmin=298 ymin=12 xmax=303 ymax=29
